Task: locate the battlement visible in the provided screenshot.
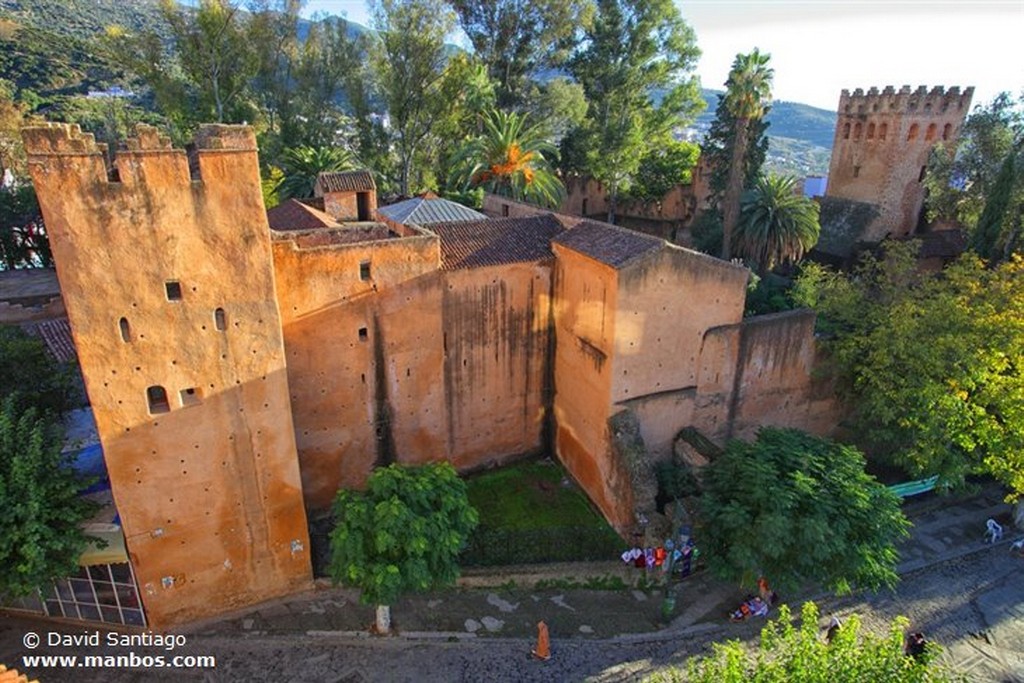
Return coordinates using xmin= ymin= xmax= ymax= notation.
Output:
xmin=23 ymin=123 xmax=256 ymax=158
xmin=22 ymin=122 xmax=105 ymax=156
xmin=837 ymin=85 xmax=974 ymax=116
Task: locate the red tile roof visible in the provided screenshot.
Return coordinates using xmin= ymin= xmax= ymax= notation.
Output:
xmin=428 ymin=215 xmax=567 ymax=270
xmin=552 ymin=219 xmax=663 ymax=268
xmin=316 ymin=170 xmax=376 ymax=193
xmin=267 ymin=199 xmax=341 ymax=231
xmin=25 ymin=318 xmax=77 ymax=363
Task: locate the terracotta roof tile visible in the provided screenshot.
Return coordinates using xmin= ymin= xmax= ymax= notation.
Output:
xmin=316 ymin=170 xmax=376 ymax=193
xmin=25 ymin=318 xmax=77 ymax=364
xmin=267 ymin=199 xmax=341 ymax=231
xmin=552 ymin=219 xmax=663 ymax=268
xmin=429 ymin=215 xmax=566 ymax=270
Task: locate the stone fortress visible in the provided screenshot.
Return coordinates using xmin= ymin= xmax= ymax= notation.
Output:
xmin=18 ymin=84 xmax=967 ymax=628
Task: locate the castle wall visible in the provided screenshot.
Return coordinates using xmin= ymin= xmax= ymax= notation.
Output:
xmin=612 ymin=247 xmax=748 ymax=458
xmin=826 ymin=85 xmax=973 ymax=240
xmin=550 ymin=245 xmax=633 ymax=532
xmin=23 ymin=124 xmax=311 ymax=628
xmin=320 ymin=190 xmax=377 ymax=222
xmin=272 ymin=234 xmax=551 ymax=510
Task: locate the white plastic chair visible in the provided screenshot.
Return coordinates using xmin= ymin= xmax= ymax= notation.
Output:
xmin=985 ymin=518 xmax=1004 ymax=544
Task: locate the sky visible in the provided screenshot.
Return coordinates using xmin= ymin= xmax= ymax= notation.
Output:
xmin=301 ymin=0 xmax=1022 ymax=111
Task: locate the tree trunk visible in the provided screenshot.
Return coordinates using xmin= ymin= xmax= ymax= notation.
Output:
xmin=721 ymin=118 xmax=750 ymax=260
xmin=375 ymin=604 xmax=391 ymax=634
xmin=607 ymin=183 xmax=618 ymax=225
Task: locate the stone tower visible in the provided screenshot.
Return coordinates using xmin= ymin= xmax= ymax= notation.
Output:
xmin=22 ymin=123 xmax=312 ymax=628
xmin=826 ymin=85 xmax=973 ymax=241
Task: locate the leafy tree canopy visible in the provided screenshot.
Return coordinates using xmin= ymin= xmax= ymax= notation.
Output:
xmin=275 ymin=146 xmax=357 ymax=201
xmin=733 ymin=173 xmax=820 ymax=273
xmin=0 ymin=398 xmax=98 ymax=599
xmin=794 ymin=243 xmax=1024 ymax=494
xmin=627 ymin=139 xmax=700 ymax=204
xmin=699 ymin=428 xmax=909 ymax=595
xmin=0 ymin=325 xmax=75 ymax=416
xmin=329 ymin=462 xmax=479 ymax=608
xmin=655 ymin=601 xmax=961 ymax=683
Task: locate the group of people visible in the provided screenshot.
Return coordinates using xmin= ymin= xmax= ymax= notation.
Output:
xmin=826 ymin=614 xmax=928 ymax=660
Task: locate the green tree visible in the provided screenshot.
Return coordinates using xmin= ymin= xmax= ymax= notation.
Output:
xmin=0 ymin=325 xmax=76 ymax=416
xmin=449 ymin=109 xmax=565 ymax=207
xmin=627 ymin=139 xmax=700 ymax=204
xmin=0 ymin=399 xmax=98 ymax=599
xmin=275 ymin=146 xmax=358 ymax=201
xmin=448 ymin=0 xmax=590 ymax=108
xmin=699 ymin=428 xmax=909 ymax=595
xmin=733 ymin=173 xmax=820 ymax=273
xmin=370 ymin=0 xmax=455 ymax=197
xmin=796 ymin=244 xmax=1024 ymax=494
xmin=160 ymin=0 xmax=258 ymax=124
xmin=329 ymin=462 xmax=479 ymax=634
xmin=970 ymin=142 xmax=1022 ymax=263
xmin=651 ymin=602 xmax=960 ymax=683
xmin=568 ymin=0 xmax=703 ymax=224
xmin=720 ymin=49 xmax=774 ymax=260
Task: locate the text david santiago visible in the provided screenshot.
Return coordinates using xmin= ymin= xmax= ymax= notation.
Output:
xmin=48 ymin=631 xmax=187 ymax=651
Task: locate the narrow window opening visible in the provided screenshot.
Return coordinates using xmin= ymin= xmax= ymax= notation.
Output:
xmin=907 ymin=123 xmax=919 ymax=141
xmin=165 ymin=281 xmax=183 ymax=301
xmin=214 ymin=308 xmax=227 ymax=331
xmin=925 ymin=123 xmax=937 ymax=141
xmin=147 ymin=386 xmax=170 ymax=414
xmin=358 ymin=327 xmax=368 ymax=341
xmin=942 ymin=123 xmax=952 ymax=140
xmin=879 ymin=123 xmax=888 ymax=140
xmin=119 ymin=317 xmax=131 ymax=342
xmin=918 ymin=165 xmax=927 ymax=182
xmin=842 ymin=122 xmax=851 ymax=140
xmin=853 ymin=165 xmax=861 ymax=178
xmin=501 ymin=204 xmax=510 ymax=217
xmin=356 ymin=192 xmax=371 ymax=221
xmin=853 ymin=122 xmax=862 ymax=140
xmin=581 ymin=198 xmax=588 ymax=215
xmin=359 ymin=261 xmax=371 ymax=281
xmin=867 ymin=123 xmax=875 ymax=139
xmin=180 ymin=387 xmax=202 ymax=407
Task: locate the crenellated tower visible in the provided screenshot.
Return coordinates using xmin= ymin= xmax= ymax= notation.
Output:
xmin=22 ymin=123 xmax=312 ymax=628
xmin=826 ymin=85 xmax=973 ymax=240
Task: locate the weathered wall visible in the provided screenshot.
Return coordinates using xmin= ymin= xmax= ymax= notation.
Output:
xmin=271 ymin=231 xmax=443 ymax=508
xmin=551 ymin=245 xmax=634 ymax=532
xmin=320 ymin=190 xmax=377 ymax=222
xmin=24 ymin=123 xmax=311 ymax=628
xmin=612 ymin=246 xmax=749 ymax=459
xmin=273 ymin=233 xmax=552 ymax=510
xmin=827 ymin=85 xmax=972 ymax=240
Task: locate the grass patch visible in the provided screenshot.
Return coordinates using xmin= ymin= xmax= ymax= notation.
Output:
xmin=466 ymin=459 xmax=611 ymax=530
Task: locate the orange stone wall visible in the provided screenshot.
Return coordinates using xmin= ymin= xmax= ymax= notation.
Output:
xmin=23 ymin=124 xmax=312 ymax=628
xmin=826 ymin=85 xmax=973 ymax=240
xmin=272 ymin=233 xmax=552 ymax=510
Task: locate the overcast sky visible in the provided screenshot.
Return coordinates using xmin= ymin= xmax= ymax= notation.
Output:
xmin=302 ymin=0 xmax=1022 ymax=111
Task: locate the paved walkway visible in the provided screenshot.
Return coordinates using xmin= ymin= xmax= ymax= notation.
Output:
xmin=187 ymin=481 xmax=1014 ymax=642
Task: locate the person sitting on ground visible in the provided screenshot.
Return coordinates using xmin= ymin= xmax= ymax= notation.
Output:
xmin=905 ymin=631 xmax=928 ymax=660
xmin=825 ymin=614 xmax=842 ymax=644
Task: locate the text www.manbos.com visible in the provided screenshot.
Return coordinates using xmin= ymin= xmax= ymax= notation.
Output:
xmin=23 ymin=653 xmax=216 ymax=669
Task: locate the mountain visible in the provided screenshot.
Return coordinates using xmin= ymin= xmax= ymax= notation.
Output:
xmin=695 ymin=89 xmax=837 ymax=176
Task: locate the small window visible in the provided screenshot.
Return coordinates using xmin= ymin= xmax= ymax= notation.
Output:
xmin=119 ymin=317 xmax=131 ymax=342
xmin=359 ymin=261 xmax=371 ymax=281
xmin=214 ymin=308 xmax=227 ymax=331
xmin=918 ymin=165 xmax=927 ymax=182
xmin=853 ymin=165 xmax=861 ymax=178
xmin=165 ymin=281 xmax=183 ymax=301
xmin=853 ymin=122 xmax=862 ymax=140
xmin=842 ymin=122 xmax=851 ymax=140
xmin=925 ymin=123 xmax=937 ymax=141
xmin=879 ymin=123 xmax=888 ymax=141
xmin=358 ymin=327 xmax=368 ymax=342
xmin=581 ymin=198 xmax=588 ymax=215
xmin=501 ymin=204 xmax=510 ymax=217
xmin=867 ymin=123 xmax=875 ymax=140
xmin=907 ymin=123 xmax=919 ymax=141
xmin=942 ymin=123 xmax=952 ymax=141
xmin=147 ymin=386 xmax=170 ymax=414
xmin=180 ymin=387 xmax=201 ymax=407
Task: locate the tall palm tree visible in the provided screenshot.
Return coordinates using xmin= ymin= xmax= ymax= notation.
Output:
xmin=720 ymin=49 xmax=773 ymax=260
xmin=449 ymin=109 xmax=565 ymax=208
xmin=275 ymin=146 xmax=357 ymax=200
xmin=734 ymin=174 xmax=820 ymax=273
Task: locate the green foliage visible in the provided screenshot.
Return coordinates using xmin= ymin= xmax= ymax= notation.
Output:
xmin=449 ymin=0 xmax=589 ymax=108
xmin=970 ymin=143 xmax=1021 ymax=262
xmin=699 ymin=428 xmax=909 ymax=594
xmin=655 ymin=459 xmax=700 ymax=501
xmin=526 ymin=77 xmax=588 ymax=142
xmin=275 ymin=146 xmax=357 ymax=201
xmin=0 ymin=398 xmax=98 ymax=599
xmin=651 ymin=601 xmax=960 ymax=683
xmin=328 ymin=462 xmax=478 ymax=607
xmin=0 ymin=325 xmax=76 ymax=416
xmin=449 ymin=109 xmax=565 ymax=207
xmin=702 ymin=94 xmax=770 ymax=215
xmin=567 ymin=0 xmax=703 ymax=222
xmin=744 ymin=272 xmax=796 ymax=317
xmin=627 ymin=140 xmax=700 ymax=203
xmin=734 ymin=173 xmax=820 ymax=273
xmin=800 ymin=245 xmax=1024 ymax=494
